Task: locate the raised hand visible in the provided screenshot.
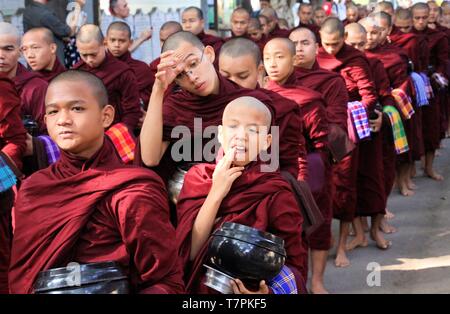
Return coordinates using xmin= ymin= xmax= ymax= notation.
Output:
xmin=154 ymin=50 xmax=184 ymax=92
xmin=210 ymin=147 xmax=244 ymax=201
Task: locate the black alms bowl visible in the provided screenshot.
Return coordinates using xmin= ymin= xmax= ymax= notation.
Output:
xmin=206 ymin=222 xmax=286 ymax=284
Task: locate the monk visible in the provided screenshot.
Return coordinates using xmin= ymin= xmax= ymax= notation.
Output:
xmin=0 ymin=22 xmax=48 ymax=134
xmin=227 ymin=7 xmax=251 ymax=39
xmin=8 ymin=70 xmax=185 ymax=294
xmin=105 ymin=21 xmax=153 ymax=109
xmin=0 ymin=74 xmax=27 ymax=294
xmin=263 ymin=38 xmax=331 ymax=294
xmin=412 ymin=3 xmax=448 ymax=181
xmin=247 ymin=18 xmax=268 ymax=53
xmin=73 ymin=24 xmax=141 ymax=130
xmin=343 ymin=4 xmax=359 ymax=26
xmin=181 ymin=6 xmax=224 ymax=58
xmin=313 ymin=7 xmax=327 ymax=27
xmin=259 ymin=7 xmax=291 ymax=39
xmin=297 ymin=3 xmax=321 ymax=40
xmin=258 ymin=14 xmax=271 ymax=37
xmin=176 ymin=96 xmax=307 ymax=294
xmin=373 ymin=1 xmax=395 ymax=17
xmin=344 ymin=22 xmax=392 ymax=250
xmin=21 ymin=27 xmax=66 ymax=83
xmin=317 ymin=17 xmax=378 ymax=267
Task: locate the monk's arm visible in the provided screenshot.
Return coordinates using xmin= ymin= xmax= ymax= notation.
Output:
xmin=302 ymin=101 xmax=329 ymax=153
xmin=139 ymin=85 xmax=169 ymax=167
xmin=325 ymin=78 xmax=349 ymax=131
xmin=129 ymin=30 xmax=152 ymax=53
xmin=349 ymin=60 xmax=378 ymax=112
xmin=118 ymin=71 xmax=142 ymax=130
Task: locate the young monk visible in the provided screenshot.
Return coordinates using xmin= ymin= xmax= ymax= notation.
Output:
xmin=21 ymin=27 xmax=66 ymax=83
xmin=176 ymin=96 xmax=307 ymax=294
xmin=247 ymin=18 xmax=268 ymax=54
xmin=105 ymin=21 xmax=153 ymax=108
xmin=294 ymin=3 xmax=321 ymax=43
xmin=344 ymin=4 xmax=359 ymax=26
xmin=313 ymin=7 xmax=327 ymax=27
xmin=227 ymin=7 xmax=251 ymax=39
xmin=258 ymin=14 xmax=271 ymax=37
xmin=259 ymin=7 xmax=291 ymax=39
xmin=0 ymin=74 xmax=27 ymax=294
xmin=8 ymin=70 xmax=185 ymax=294
xmin=412 ymin=3 xmax=448 ymax=181
xmin=0 ymin=22 xmax=48 ymax=134
xmin=73 ymin=24 xmax=141 ymax=130
xmin=317 ymin=17 xmax=378 ymax=267
xmin=263 ymin=38 xmax=331 ymax=294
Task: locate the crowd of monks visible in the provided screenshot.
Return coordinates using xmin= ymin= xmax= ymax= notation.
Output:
xmin=0 ymin=0 xmax=449 ymax=294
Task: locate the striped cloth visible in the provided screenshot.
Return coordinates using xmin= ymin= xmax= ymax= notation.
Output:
xmin=419 ymin=72 xmax=434 ymax=99
xmin=37 ymin=135 xmax=61 ymax=164
xmin=0 ymin=154 xmax=17 ymax=192
xmin=383 ymin=105 xmax=409 ymax=155
xmin=269 ymin=265 xmax=298 ymax=294
xmin=347 ymin=101 xmax=371 ymax=142
xmin=106 ymin=123 xmax=136 ymax=164
xmin=391 ymin=88 xmax=415 ymax=120
xmin=410 ymin=72 xmax=429 ymax=107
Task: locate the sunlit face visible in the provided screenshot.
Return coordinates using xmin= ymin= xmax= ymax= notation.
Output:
xmin=364 ymin=25 xmax=382 ymax=49
xmin=248 ymin=26 xmax=263 ymax=41
xmin=289 ymin=30 xmax=318 ymax=68
xmin=0 ymin=34 xmax=20 ymax=77
xmin=428 ymin=2 xmax=440 ymax=23
xmin=347 ymin=9 xmax=358 ymax=23
xmin=45 ymin=80 xmax=114 ymax=159
xmin=21 ymin=31 xmax=56 ymax=71
xmin=219 ymin=104 xmax=271 ymax=167
xmin=259 ymin=16 xmax=270 ymax=35
xmin=377 ymin=18 xmax=391 ymax=43
xmin=313 ymin=9 xmax=326 ymax=26
xmin=182 ymin=10 xmax=204 ymax=35
xmin=112 ymin=0 xmax=130 ymax=19
xmin=77 ymin=40 xmax=106 ymax=68
xmin=263 ymin=41 xmax=295 ymax=85
xmin=320 ymin=31 xmax=345 ymax=56
xmin=299 ymin=6 xmax=313 ymax=24
xmin=231 ymin=11 xmax=250 ymax=37
xmin=395 ymin=18 xmax=413 ymax=33
xmin=412 ymin=8 xmax=430 ymax=31
xmin=105 ymin=29 xmax=131 ymax=57
xmin=173 ymin=41 xmax=218 ymax=97
xmin=219 ymin=54 xmax=264 ymax=89
xmin=345 ymin=30 xmax=366 ymax=53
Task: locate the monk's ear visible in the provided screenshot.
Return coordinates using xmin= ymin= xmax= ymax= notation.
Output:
xmin=50 ymin=43 xmax=57 ymax=54
xmin=315 ymin=43 xmax=319 ymax=55
xmin=101 ymin=104 xmax=115 ymax=129
xmin=204 ymin=45 xmax=216 ymax=64
xmin=257 ymin=62 xmax=266 ymax=86
xmin=264 ymin=133 xmax=272 ymax=151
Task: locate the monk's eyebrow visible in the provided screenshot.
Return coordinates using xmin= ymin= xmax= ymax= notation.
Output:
xmin=0 ymin=45 xmax=16 ymax=49
xmin=182 ymin=53 xmax=195 ymax=62
xmin=45 ymin=100 xmax=87 ymax=108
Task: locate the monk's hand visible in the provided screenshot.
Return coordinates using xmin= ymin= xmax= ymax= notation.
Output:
xmin=369 ymin=109 xmax=382 ymax=133
xmin=139 ymin=29 xmax=152 ymax=41
xmin=231 ymin=279 xmax=269 ymax=294
xmin=154 ymin=50 xmax=183 ymax=91
xmin=211 ymin=147 xmax=244 ymax=200
xmin=25 ymin=133 xmax=33 ymax=156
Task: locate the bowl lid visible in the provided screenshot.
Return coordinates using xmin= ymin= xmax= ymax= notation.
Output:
xmin=212 ymin=222 xmax=286 ymax=256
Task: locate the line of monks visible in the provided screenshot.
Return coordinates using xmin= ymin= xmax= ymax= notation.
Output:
xmin=0 ymin=1 xmax=448 ymax=294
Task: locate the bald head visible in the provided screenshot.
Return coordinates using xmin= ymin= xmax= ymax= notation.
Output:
xmin=249 ymin=17 xmax=262 ymax=30
xmin=321 ymin=17 xmax=345 ymax=38
xmin=265 ymin=37 xmax=295 ymax=56
xmin=370 ymin=11 xmax=392 ymax=27
xmin=160 ymin=21 xmax=182 ymax=46
xmin=223 ymin=96 xmax=272 ymax=128
xmin=345 ymin=22 xmax=367 ymax=36
xmin=345 ymin=22 xmax=367 ymax=52
xmin=289 ymin=27 xmax=317 ymax=44
xmin=106 ymin=21 xmax=131 ymax=38
xmin=0 ymin=22 xmax=20 ymax=45
xmin=23 ymin=27 xmax=55 ymax=44
xmin=412 ymin=2 xmax=430 ymax=13
xmin=220 ymin=38 xmax=261 ymax=65
xmin=77 ymin=24 xmax=104 ymax=44
xmin=183 ymin=6 xmax=203 ymax=19
xmin=232 ymin=7 xmax=250 ymax=18
xmin=358 ymin=17 xmax=379 ymax=29
xmin=161 ymin=31 xmax=204 ymax=53
xmin=395 ymin=8 xmax=412 ymax=20
xmin=375 ymin=1 xmax=394 ymax=15
xmin=260 ymin=7 xmax=278 ymax=21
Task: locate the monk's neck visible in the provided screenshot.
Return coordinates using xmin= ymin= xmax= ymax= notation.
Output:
xmin=298 ymin=60 xmax=314 ymax=70
xmin=45 ymin=56 xmax=56 ymax=72
xmin=7 ymin=63 xmax=19 ymax=79
xmin=67 ymin=138 xmax=104 ymax=161
xmin=278 ymin=68 xmax=294 ymax=85
xmin=211 ymin=73 xmax=220 ymax=95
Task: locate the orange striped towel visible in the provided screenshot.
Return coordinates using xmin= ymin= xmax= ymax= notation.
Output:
xmin=106 ymin=123 xmax=136 ymax=164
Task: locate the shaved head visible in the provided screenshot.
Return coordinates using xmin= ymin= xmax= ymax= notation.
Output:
xmin=260 ymin=8 xmax=278 ymax=21
xmin=321 ymin=17 xmax=345 ymax=38
xmin=395 ymin=8 xmax=412 ymax=20
xmin=77 ymin=24 xmax=104 ymax=44
xmin=265 ymin=37 xmax=296 ymax=56
xmin=106 ymin=21 xmax=131 ymax=38
xmin=220 ymin=37 xmax=261 ymax=65
xmin=161 ymin=21 xmax=182 ymax=33
xmin=290 ymin=27 xmax=317 ymax=43
xmin=345 ymin=22 xmax=367 ymax=36
xmin=375 ymin=1 xmax=394 ymax=15
xmin=0 ymin=22 xmax=20 ymax=45
xmin=232 ymin=7 xmax=250 ymax=17
xmin=23 ymin=27 xmax=55 ymax=44
xmin=412 ymin=2 xmax=430 ymax=13
xmin=370 ymin=11 xmax=392 ymax=27
xmin=183 ymin=6 xmax=203 ymax=20
xmin=358 ymin=17 xmax=379 ymax=29
xmin=161 ymin=30 xmax=204 ymax=53
xmin=224 ymin=96 xmax=272 ymax=128
xmin=249 ymin=17 xmax=262 ymax=30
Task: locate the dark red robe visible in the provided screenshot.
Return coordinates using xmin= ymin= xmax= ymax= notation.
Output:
xmin=267 ymin=24 xmax=291 ymax=39
xmin=119 ymin=51 xmax=154 ymax=108
xmin=176 ymin=160 xmax=307 ymax=293
xmin=252 ymin=34 xmax=269 ymax=55
xmin=0 ymin=74 xmax=27 ymax=294
xmin=73 ymin=52 xmax=141 ymax=130
xmin=9 ymin=138 xmax=184 ymax=294
xmin=13 ymin=63 xmax=48 ymax=134
xmin=36 ymin=58 xmax=66 ymax=83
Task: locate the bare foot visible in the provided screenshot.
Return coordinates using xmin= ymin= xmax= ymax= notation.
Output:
xmin=380 ymin=219 xmax=397 ymax=234
xmin=407 ymin=179 xmax=417 ymax=190
xmin=385 ymin=209 xmax=395 ymax=220
xmin=335 ymin=250 xmax=351 ymax=268
xmin=311 ymin=281 xmax=329 ymax=294
xmin=370 ymin=229 xmax=392 ymax=250
xmin=346 ymin=236 xmax=368 ymax=251
xmin=348 ymin=226 xmax=355 ymax=237
xmin=399 ymin=185 xmax=415 ymax=196
xmin=425 ymin=169 xmax=444 ymax=181
xmin=361 ymin=217 xmax=370 ymax=232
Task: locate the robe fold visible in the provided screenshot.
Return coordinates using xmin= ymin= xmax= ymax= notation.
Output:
xmin=9 ymin=138 xmax=185 ymax=294
xmin=176 ymin=160 xmax=307 ymax=293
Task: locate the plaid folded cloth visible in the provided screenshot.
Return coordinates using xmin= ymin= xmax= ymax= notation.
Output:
xmin=419 ymin=72 xmax=434 ymax=99
xmin=347 ymin=101 xmax=371 ymax=142
xmin=410 ymin=72 xmax=429 ymax=107
xmin=0 ymin=154 xmax=17 ymax=192
xmin=269 ymin=265 xmax=298 ymax=294
xmin=383 ymin=106 xmax=409 ymax=155
xmin=37 ymin=135 xmax=61 ymax=164
xmin=106 ymin=123 xmax=136 ymax=164
xmin=391 ymin=88 xmax=415 ymax=120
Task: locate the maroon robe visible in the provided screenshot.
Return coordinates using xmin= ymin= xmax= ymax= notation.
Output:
xmin=0 ymin=74 xmax=27 ymax=294
xmin=267 ymin=24 xmax=291 ymax=39
xmin=252 ymin=34 xmax=269 ymax=55
xmin=389 ymin=27 xmax=424 ymax=72
xmin=73 ymin=52 xmax=141 ymax=129
xmin=13 ymin=63 xmax=48 ymax=134
xmin=37 ymin=58 xmax=66 ymax=83
xmin=9 ymin=138 xmax=184 ymax=294
xmin=176 ymin=160 xmax=307 ymax=293
xmin=119 ymin=51 xmax=154 ymax=108
xmin=266 ymin=73 xmax=332 ymax=251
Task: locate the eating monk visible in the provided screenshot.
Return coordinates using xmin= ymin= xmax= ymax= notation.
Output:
xmin=227 ymin=7 xmax=251 ymax=39
xmin=412 ymin=2 xmax=448 ymax=181
xmin=73 ymin=24 xmax=141 ymax=130
xmin=0 ymin=22 xmax=48 ymax=134
xmin=259 ymin=7 xmax=291 ymax=39
xmin=345 ymin=22 xmax=393 ymax=250
xmin=105 ymin=21 xmax=153 ymax=109
xmin=21 ymin=27 xmax=66 ymax=83
xmin=176 ymin=96 xmax=307 ymax=294
xmin=0 ymin=74 xmax=27 ymax=294
xmin=8 ymin=70 xmax=185 ymax=294
xmin=263 ymin=37 xmax=331 ymax=294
